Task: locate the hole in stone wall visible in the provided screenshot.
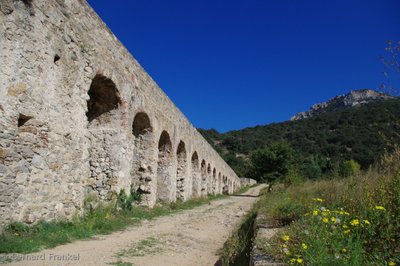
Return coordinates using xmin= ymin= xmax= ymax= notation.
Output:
xmin=207 ymin=164 xmax=212 ymax=195
xmin=131 ymin=112 xmax=154 ymax=201
xmin=222 ymin=176 xmax=228 ymax=194
xmin=21 ymin=0 xmax=33 ymax=7
xmin=157 ymin=131 xmax=173 ymax=201
xmin=218 ymin=172 xmax=222 ymax=193
xmin=54 ymin=54 xmax=60 ymax=64
xmin=158 ymin=131 xmax=172 ymax=154
xmin=201 ymin=160 xmax=207 ymax=195
xmin=18 ymin=114 xmax=33 ymax=127
xmin=176 ymin=141 xmax=187 ymax=200
xmin=132 ymin=112 xmax=152 ymax=137
xmin=86 ymin=74 xmax=121 ymax=125
xmin=212 ymin=168 xmax=216 ymax=194
xmin=191 ymin=152 xmax=200 ymax=197
xmin=20 ymin=0 xmax=34 ymax=15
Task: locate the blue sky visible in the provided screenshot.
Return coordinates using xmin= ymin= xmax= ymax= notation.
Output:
xmin=86 ymin=0 xmax=400 ymax=133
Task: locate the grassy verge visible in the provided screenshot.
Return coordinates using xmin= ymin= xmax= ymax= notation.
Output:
xmin=0 ymin=194 xmax=227 ymax=254
xmin=257 ymin=149 xmax=400 ymax=265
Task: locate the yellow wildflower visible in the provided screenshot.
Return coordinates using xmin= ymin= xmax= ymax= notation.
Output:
xmin=343 ymin=225 xmax=349 ymax=229
xmin=282 ymin=243 xmax=287 ymax=248
xmin=312 ymin=210 xmax=319 ymax=216
xmin=375 ymin=206 xmax=386 ymax=211
xmin=322 ymin=217 xmax=329 ymax=223
xmin=297 ymin=258 xmax=304 ymax=264
xmin=388 ymin=261 xmax=396 ymax=266
xmin=350 ymin=219 xmax=359 ymax=226
xmin=344 ymin=229 xmax=351 ymax=234
xmin=331 ymin=217 xmax=337 ymax=223
xmin=302 ymin=243 xmax=308 ymax=250
xmin=363 ymin=220 xmax=371 ymax=225
xmin=282 ymin=235 xmax=290 ymax=242
xmin=313 ymin=198 xmax=324 ymax=202
xmin=341 ymin=248 xmax=347 ymax=253
xmin=344 ymin=211 xmax=350 ymax=216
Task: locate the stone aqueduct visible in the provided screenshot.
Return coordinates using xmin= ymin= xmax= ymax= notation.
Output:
xmin=0 ymin=0 xmax=241 ymax=228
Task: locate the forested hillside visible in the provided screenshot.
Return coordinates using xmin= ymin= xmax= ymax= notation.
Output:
xmin=199 ymin=98 xmax=400 ymax=178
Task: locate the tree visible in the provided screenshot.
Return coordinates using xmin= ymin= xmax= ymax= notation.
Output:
xmin=249 ymin=141 xmax=295 ymax=185
xmin=380 ymin=40 xmax=400 ymax=96
xmin=340 ymin=159 xmax=360 ymax=177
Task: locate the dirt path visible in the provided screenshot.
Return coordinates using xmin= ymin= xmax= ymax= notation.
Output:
xmin=4 ymin=185 xmax=266 ymax=266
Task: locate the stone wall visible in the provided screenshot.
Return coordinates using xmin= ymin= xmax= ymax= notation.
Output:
xmin=240 ymin=177 xmax=257 ymax=187
xmin=0 ymin=0 xmax=241 ymax=228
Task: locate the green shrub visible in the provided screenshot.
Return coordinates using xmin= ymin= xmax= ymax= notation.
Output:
xmin=116 ymin=189 xmax=141 ymax=212
xmin=340 ymin=159 xmax=361 ymax=177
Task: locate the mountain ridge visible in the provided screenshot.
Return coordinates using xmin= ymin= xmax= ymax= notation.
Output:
xmin=290 ymin=89 xmax=395 ymax=120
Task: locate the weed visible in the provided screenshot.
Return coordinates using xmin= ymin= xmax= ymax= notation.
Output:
xmin=117 ymin=237 xmax=162 ymax=257
xmin=108 ymin=261 xmax=133 ymax=266
xmin=117 ymin=189 xmax=141 ymax=212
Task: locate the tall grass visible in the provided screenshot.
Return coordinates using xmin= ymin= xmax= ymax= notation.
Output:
xmin=258 ymin=148 xmax=400 ymax=265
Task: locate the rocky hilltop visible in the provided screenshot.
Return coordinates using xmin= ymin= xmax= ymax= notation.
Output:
xmin=291 ymin=89 xmax=394 ymax=120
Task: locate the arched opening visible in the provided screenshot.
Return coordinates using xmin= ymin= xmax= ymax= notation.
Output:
xmin=132 ymin=112 xmax=154 ymax=205
xmin=218 ymin=172 xmax=222 ymax=194
xmin=157 ymin=131 xmax=174 ymax=202
xmin=191 ymin=152 xmax=200 ymax=198
xmin=222 ymin=175 xmax=228 ymax=195
xmin=86 ymin=74 xmax=122 ymax=199
xmin=201 ymin=160 xmax=207 ymax=196
xmin=212 ymin=168 xmax=217 ymax=194
xmin=207 ymin=164 xmax=212 ymax=195
xmin=176 ymin=141 xmax=187 ymax=201
xmin=86 ymin=74 xmax=121 ymax=127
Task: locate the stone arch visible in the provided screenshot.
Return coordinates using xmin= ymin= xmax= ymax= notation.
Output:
xmin=131 ymin=112 xmax=155 ymax=206
xmin=207 ymin=163 xmax=212 ymax=195
xmin=157 ymin=131 xmax=174 ymax=202
xmin=86 ymin=74 xmax=122 ymax=199
xmin=191 ymin=152 xmax=201 ymax=198
xmin=222 ymin=175 xmax=228 ymax=194
xmin=212 ymin=168 xmax=217 ymax=194
xmin=86 ymin=74 xmax=122 ymax=127
xmin=200 ymin=160 xmax=207 ymax=196
xmin=176 ymin=141 xmax=187 ymax=201
xmin=218 ymin=172 xmax=222 ymax=193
